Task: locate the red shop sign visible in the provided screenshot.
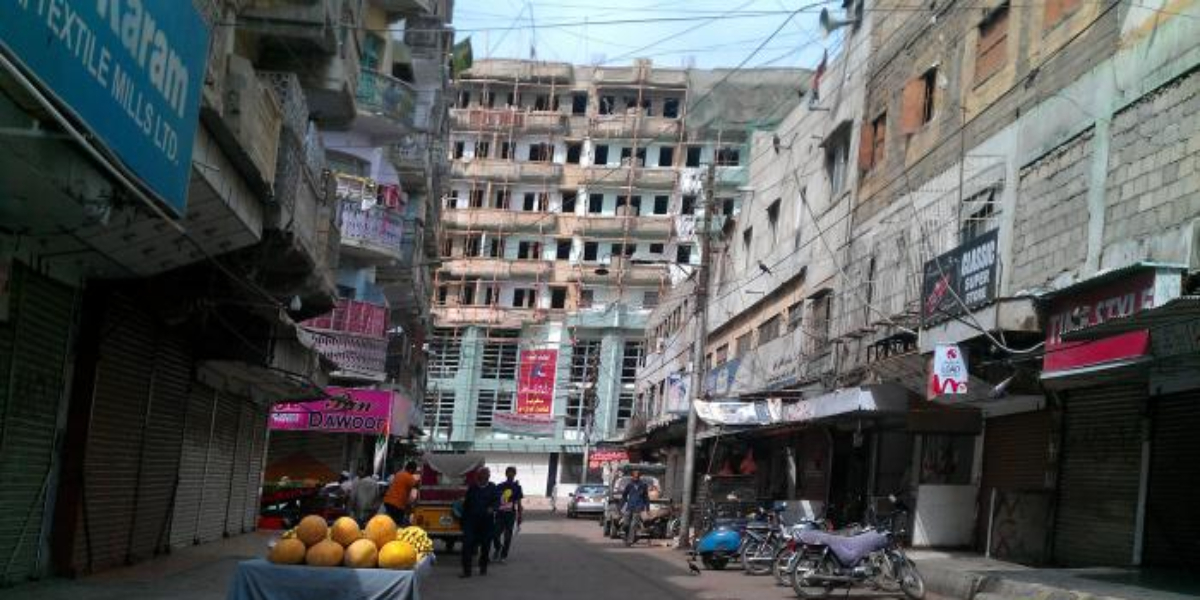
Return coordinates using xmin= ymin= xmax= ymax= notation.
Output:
xmin=1043 ymin=269 xmax=1167 ymax=374
xmin=516 ymin=349 xmax=558 ymax=415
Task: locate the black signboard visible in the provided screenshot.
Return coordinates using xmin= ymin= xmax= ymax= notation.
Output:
xmin=921 ymin=228 xmax=999 ymax=325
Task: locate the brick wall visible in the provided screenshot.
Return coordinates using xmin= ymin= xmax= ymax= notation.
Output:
xmin=1103 ymin=70 xmax=1200 ymax=253
xmin=1011 ymin=129 xmax=1094 ymax=290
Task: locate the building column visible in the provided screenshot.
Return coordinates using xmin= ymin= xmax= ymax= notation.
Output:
xmin=592 ymin=331 xmax=625 ymax=440
xmin=451 ymin=326 xmax=484 ymax=443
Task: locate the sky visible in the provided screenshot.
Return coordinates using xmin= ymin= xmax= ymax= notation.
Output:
xmin=450 ymin=0 xmax=841 ymax=71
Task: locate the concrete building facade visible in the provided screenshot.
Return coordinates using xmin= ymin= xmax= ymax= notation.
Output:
xmin=429 ymin=59 xmax=803 ymax=493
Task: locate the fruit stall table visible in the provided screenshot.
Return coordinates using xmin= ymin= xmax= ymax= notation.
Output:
xmin=226 ymin=555 xmax=435 ymax=600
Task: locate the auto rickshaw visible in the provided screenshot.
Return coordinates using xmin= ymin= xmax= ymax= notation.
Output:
xmin=409 ymin=452 xmax=485 ymax=552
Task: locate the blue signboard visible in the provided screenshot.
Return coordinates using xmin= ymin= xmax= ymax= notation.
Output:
xmin=1 ymin=0 xmax=211 ymax=216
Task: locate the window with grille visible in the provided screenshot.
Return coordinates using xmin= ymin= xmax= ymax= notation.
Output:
xmin=474 ymin=389 xmax=515 ymax=428
xmin=424 ymin=389 xmax=456 ymax=440
xmin=787 ymin=301 xmax=804 ymax=333
xmin=481 ymin=330 xmax=519 ymax=379
xmin=428 ymin=328 xmax=462 ymax=379
xmin=736 ymin=332 xmax=754 ymax=357
xmin=616 ymin=341 xmax=644 ymax=430
xmin=758 ymin=315 xmax=782 ymax=345
xmin=566 ymin=340 xmax=602 ymax=430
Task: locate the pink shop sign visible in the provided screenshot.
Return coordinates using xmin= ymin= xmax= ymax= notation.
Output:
xmin=270 ymin=387 xmax=393 ymax=434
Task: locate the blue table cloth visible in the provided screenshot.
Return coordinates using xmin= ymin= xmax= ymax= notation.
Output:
xmin=227 ymin=557 xmax=433 ymax=600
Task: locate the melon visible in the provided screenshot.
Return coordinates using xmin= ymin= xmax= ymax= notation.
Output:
xmin=306 ymin=539 xmax=345 ymax=567
xmin=344 ymin=538 xmax=378 ymax=568
xmin=364 ymin=515 xmax=398 ymax=549
xmin=378 ymin=540 xmax=418 ymax=570
xmin=295 ymin=515 xmax=329 ymax=547
xmin=331 ymin=517 xmax=362 ymax=547
xmin=269 ymin=538 xmax=307 ymax=565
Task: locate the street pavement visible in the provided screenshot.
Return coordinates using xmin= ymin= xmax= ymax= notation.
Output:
xmin=425 ymin=511 xmax=950 ymax=600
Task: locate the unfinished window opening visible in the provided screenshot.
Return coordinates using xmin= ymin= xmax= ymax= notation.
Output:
xmin=583 ymin=241 xmax=599 ymax=261
xmin=860 ymin=112 xmax=887 ymax=172
xmin=566 ymin=142 xmax=582 ymax=164
xmin=588 ymin=194 xmax=605 ymax=214
xmin=512 ymin=288 xmax=537 ymax=308
xmin=649 ymin=243 xmax=665 ymax=255
xmin=469 ymin=189 xmax=485 ymax=208
xmin=921 ymin=68 xmax=937 ymax=124
xmin=722 ymin=198 xmax=737 ymax=217
xmin=457 ymin=90 xmax=471 ymax=108
xmin=658 ymin=146 xmax=675 ymax=167
xmin=560 ymin=191 xmax=578 ymax=213
xmin=445 ymin=189 xmax=459 ymax=209
xmin=499 ymin=141 xmax=513 ymax=160
xmin=440 ymin=237 xmax=453 ymax=258
xmin=767 ymin=198 xmax=782 ymax=245
xmin=533 ymin=94 xmax=551 ymax=111
xmin=681 ymin=195 xmax=696 ymax=215
xmin=593 ymin=144 xmax=610 ymax=166
xmin=486 ymin=237 xmax=503 ymax=258
xmin=653 ymin=195 xmax=669 ymax=215
xmin=528 ymin=143 xmax=552 ymax=162
xmin=685 ymin=146 xmax=702 ymax=167
xmin=599 ymin=96 xmax=616 ymax=115
xmin=579 ymin=288 xmax=594 ymax=308
xmin=452 ymin=141 xmax=465 ymax=159
xmin=620 ymin=147 xmax=647 ymax=167
xmin=556 ymin=239 xmax=572 ymax=260
xmin=550 ymin=286 xmax=568 ymax=309
xmin=462 ymin=279 xmax=480 ymax=305
xmin=464 ymin=234 xmax=483 ymax=257
xmin=482 ymin=91 xmax=495 ymax=108
xmin=474 ymin=140 xmax=490 ymax=159
xmin=517 ymin=241 xmax=542 ymax=259
xmin=676 ymin=244 xmax=693 ymax=264
xmin=572 ymin=92 xmax=588 ymax=115
xmin=493 ymin=189 xmax=511 ymax=209
xmin=662 ymin=97 xmax=680 ymax=118
xmin=715 ymin=147 xmax=741 ymax=166
xmin=742 ymin=227 xmax=754 ymax=270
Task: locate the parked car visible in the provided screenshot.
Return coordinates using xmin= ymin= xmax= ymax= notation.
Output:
xmin=567 ymin=484 xmax=609 ymax=518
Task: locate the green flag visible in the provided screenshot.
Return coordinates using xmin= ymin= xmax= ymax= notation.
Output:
xmin=451 ymin=37 xmax=474 ymax=78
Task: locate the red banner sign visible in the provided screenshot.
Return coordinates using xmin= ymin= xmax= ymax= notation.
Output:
xmin=517 ymin=349 xmax=557 ymax=415
xmin=1043 ymin=271 xmax=1156 ymax=373
xmin=588 ymin=449 xmax=629 ymax=469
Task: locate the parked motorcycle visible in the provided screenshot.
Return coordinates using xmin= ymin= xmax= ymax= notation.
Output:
xmin=622 ymin=502 xmax=679 ymax=546
xmin=789 ymin=496 xmax=925 ymax=599
xmin=695 ymin=517 xmax=745 ymax=570
xmin=741 ymin=504 xmax=822 ymax=576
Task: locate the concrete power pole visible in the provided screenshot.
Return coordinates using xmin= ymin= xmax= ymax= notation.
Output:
xmin=581 ymin=349 xmax=600 ymax=483
xmin=679 ymin=162 xmax=715 ymax=548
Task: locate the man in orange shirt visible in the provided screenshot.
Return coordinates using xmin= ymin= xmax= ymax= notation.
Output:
xmin=383 ymin=461 xmax=420 ymax=525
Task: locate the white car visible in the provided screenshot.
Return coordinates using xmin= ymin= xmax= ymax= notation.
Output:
xmin=567 ymin=484 xmax=609 ymax=518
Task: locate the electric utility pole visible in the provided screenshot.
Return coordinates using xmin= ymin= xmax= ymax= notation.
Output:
xmin=679 ymin=162 xmax=715 ymax=548
xmin=581 ymin=349 xmax=600 ymax=483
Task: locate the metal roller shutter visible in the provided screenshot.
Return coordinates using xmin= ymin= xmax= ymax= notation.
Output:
xmin=225 ymin=401 xmax=252 ymax=535
xmin=977 ymin=409 xmax=1054 ymax=563
xmin=171 ymin=385 xmax=218 ymax=548
xmin=1143 ymin=392 xmax=1200 ymax=567
xmin=1053 ymin=383 xmax=1144 ymax=567
xmin=243 ymin=405 xmax=269 ymax=532
xmin=0 ymin=267 xmax=75 ymax=585
xmin=197 ymin=392 xmax=239 ymax=543
xmin=74 ymin=298 xmax=155 ymax=573
xmin=127 ymin=333 xmax=191 ymax=562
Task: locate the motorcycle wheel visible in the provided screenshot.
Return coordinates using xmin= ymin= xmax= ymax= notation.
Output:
xmin=895 ymin=556 xmax=926 ymax=599
xmin=772 ymin=546 xmax=796 ymax=586
xmin=790 ymin=552 xmax=834 ymax=599
xmin=741 ymin=539 xmax=774 ymax=576
xmin=702 ymin=555 xmax=728 ymax=570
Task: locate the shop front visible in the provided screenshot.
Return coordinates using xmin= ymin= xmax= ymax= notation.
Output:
xmin=1041 ymin=263 xmax=1185 ymax=567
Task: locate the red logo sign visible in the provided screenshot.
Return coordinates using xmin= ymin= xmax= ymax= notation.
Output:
xmin=517 ymin=349 xmax=558 ymax=415
xmin=1043 ymin=271 xmax=1156 ymax=373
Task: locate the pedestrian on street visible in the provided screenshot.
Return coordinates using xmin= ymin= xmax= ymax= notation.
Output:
xmin=492 ymin=466 xmax=524 ymax=562
xmin=461 ymin=467 xmax=499 ymax=578
xmin=382 ymin=461 xmax=420 ymax=526
xmin=349 ymin=467 xmax=382 ymax=525
xmin=622 ymin=469 xmax=650 ymax=532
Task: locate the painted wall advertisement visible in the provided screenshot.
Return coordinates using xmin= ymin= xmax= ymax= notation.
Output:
xmin=665 ymin=372 xmax=689 ymax=414
xmin=0 ymin=0 xmax=210 ymax=215
xmin=492 ymin=412 xmax=556 ymax=437
xmin=927 ymin=344 xmax=969 ymax=399
xmin=921 ymin=229 xmax=999 ymax=325
xmin=516 ymin=349 xmax=557 ymax=415
xmin=270 ymin=388 xmax=392 ymax=434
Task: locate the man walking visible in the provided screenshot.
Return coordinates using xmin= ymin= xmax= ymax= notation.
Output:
xmin=622 ymin=469 xmax=650 ymax=533
xmin=492 ymin=466 xmax=524 ymax=562
xmin=383 ymin=461 xmax=420 ymax=526
xmin=461 ymin=467 xmax=498 ymax=577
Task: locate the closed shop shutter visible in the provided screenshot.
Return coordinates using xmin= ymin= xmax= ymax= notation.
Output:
xmin=170 ymin=385 xmax=218 ymax=548
xmin=196 ymin=392 xmax=240 ymax=543
xmin=0 ymin=267 xmax=75 ymax=585
xmin=1143 ymin=391 xmax=1200 ymax=567
xmin=977 ymin=409 xmax=1054 ymax=562
xmin=73 ymin=298 xmax=155 ymax=573
xmin=243 ymin=406 xmax=269 ymax=532
xmin=225 ymin=402 xmax=253 ymax=535
xmin=1054 ymin=383 xmax=1144 ymax=567
xmin=127 ymin=333 xmax=191 ymax=562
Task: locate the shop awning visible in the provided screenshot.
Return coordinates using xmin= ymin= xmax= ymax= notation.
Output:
xmin=1063 ymin=295 xmax=1200 ymax=343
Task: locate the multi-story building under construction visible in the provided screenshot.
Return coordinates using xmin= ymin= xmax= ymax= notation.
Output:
xmin=426 ymin=58 xmax=803 ymax=493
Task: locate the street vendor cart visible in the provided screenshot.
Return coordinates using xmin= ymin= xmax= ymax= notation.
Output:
xmin=410 ymin=452 xmax=485 ymax=553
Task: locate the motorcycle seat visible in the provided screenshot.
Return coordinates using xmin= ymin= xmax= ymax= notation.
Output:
xmin=797 ymin=529 xmax=889 ymax=566
xmin=745 ymin=521 xmax=772 ymax=531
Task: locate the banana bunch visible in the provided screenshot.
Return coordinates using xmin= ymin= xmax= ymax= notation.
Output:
xmin=396 ymin=526 xmax=434 ymax=554
xmin=281 ymin=529 xmax=297 ymax=540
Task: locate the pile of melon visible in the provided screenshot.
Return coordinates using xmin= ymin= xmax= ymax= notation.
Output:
xmin=268 ymin=515 xmax=432 ymax=570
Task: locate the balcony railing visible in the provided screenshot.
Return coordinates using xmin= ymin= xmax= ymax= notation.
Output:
xmin=561 ymin=214 xmax=672 ymax=238
xmin=302 ymin=298 xmax=388 ymax=337
xmin=339 ymin=200 xmax=406 ymax=259
xmin=432 ymin=305 xmax=546 ymax=328
xmin=450 ymin=160 xmax=563 ymax=182
xmin=357 ymin=69 xmax=416 ymax=125
xmin=443 ymin=208 xmax=555 ymax=232
xmin=307 ymin=330 xmax=387 ymax=380
xmin=449 ymin=108 xmax=566 ymax=132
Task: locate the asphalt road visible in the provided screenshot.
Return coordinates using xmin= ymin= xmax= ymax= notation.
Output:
xmin=424 ymin=511 xmax=950 ymax=600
